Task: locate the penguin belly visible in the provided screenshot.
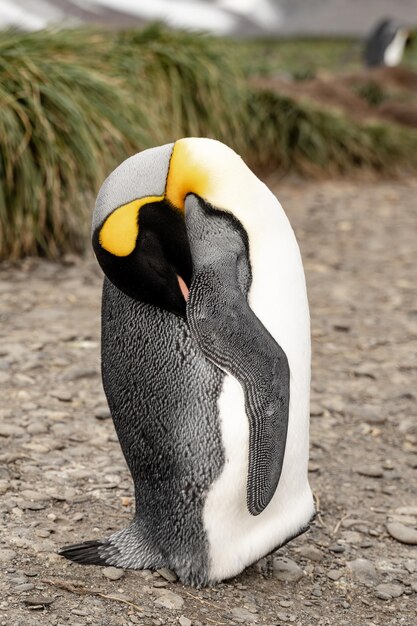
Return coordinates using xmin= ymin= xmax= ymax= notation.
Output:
xmin=101 ymin=278 xmax=225 ymax=586
xmin=203 ymin=373 xmax=314 ymax=582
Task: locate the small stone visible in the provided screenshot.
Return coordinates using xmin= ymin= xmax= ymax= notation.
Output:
xmin=0 ymin=424 xmax=25 ymax=437
xmin=395 ymin=506 xmax=417 ymax=516
xmin=347 ymin=559 xmax=379 ymax=585
xmin=230 ymin=607 xmax=258 ymax=623
xmin=35 ymin=529 xmax=50 ymax=538
xmin=252 ymin=557 xmax=268 ymax=574
xmin=280 ymin=600 xmax=293 ymax=607
xmin=71 ymin=609 xmax=89 ymax=616
xmin=20 ymin=490 xmax=49 ymax=502
xmin=156 ymin=567 xmax=178 ymax=583
xmin=406 ymin=455 xmax=417 ymax=468
xmin=95 ymin=406 xmax=111 ymax=420
xmin=0 ymin=549 xmax=16 ymax=561
xmin=311 ymin=587 xmax=322 ymax=597
xmin=102 ymin=567 xmax=124 ymax=581
xmin=272 ymin=557 xmax=303 ymax=582
xmin=375 ymin=583 xmax=404 ymax=599
xmin=341 ymin=530 xmax=362 ymax=544
xmin=386 ymin=522 xmax=417 ymax=545
xmin=327 ymin=569 xmax=344 ymax=581
xmin=179 ymin=617 xmax=192 ymax=626
xmin=357 ymin=466 xmax=383 ymax=478
xmin=27 ymin=423 xmax=48 ymax=436
xmin=297 ymin=546 xmax=323 ymax=562
xmin=328 ymin=544 xmax=345 ymax=553
xmin=153 ymin=581 xmax=168 ymax=588
xmin=50 ymin=390 xmax=72 ymax=402
xmin=310 ymin=403 xmax=324 ymax=417
xmin=16 ymin=583 xmax=35 ymax=592
xmin=154 ymin=590 xmax=184 ymax=610
xmin=23 ymin=596 xmax=54 ymax=607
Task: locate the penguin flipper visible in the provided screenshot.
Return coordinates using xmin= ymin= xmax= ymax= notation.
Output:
xmin=185 ymin=196 xmax=290 ymax=517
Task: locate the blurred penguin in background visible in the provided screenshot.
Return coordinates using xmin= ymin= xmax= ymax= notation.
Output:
xmin=364 ymin=18 xmax=412 ymax=68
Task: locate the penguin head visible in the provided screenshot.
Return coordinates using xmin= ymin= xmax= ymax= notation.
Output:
xmin=92 ymin=138 xmax=261 ymax=318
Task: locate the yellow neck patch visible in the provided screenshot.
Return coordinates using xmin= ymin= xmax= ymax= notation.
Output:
xmin=99 ymin=139 xmax=213 ymax=257
xmin=166 ymin=139 xmax=211 ymax=210
xmin=99 ymin=195 xmax=163 ymax=257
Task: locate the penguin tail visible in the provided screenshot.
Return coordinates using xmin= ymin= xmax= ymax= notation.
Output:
xmin=59 ymin=537 xmax=121 ymax=566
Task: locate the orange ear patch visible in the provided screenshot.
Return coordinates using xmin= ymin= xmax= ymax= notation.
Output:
xmin=99 ymin=195 xmax=163 ymax=256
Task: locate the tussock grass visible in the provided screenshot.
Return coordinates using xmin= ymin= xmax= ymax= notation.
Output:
xmin=0 ymin=29 xmax=149 ymax=259
xmin=1 ymin=25 xmax=417 ymax=259
xmin=245 ymin=88 xmax=417 ymax=175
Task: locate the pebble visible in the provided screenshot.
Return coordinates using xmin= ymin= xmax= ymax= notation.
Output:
xmin=395 ymin=506 xmax=417 ymax=516
xmin=357 ymin=466 xmax=384 ymax=478
xmin=0 ymin=549 xmax=16 ymax=561
xmin=23 ymin=596 xmax=54 ymax=607
xmin=310 ymin=402 xmax=324 ymax=417
xmin=341 ymin=530 xmax=362 ymax=544
xmin=328 ymin=544 xmax=345 ymax=553
xmin=406 ymin=455 xmax=417 ymax=468
xmin=297 ymin=546 xmax=323 ymax=562
xmin=71 ymin=609 xmax=89 ymax=617
xmin=156 ymin=567 xmax=178 ymax=583
xmin=375 ymin=583 xmax=404 ymax=600
xmin=327 ymin=569 xmax=344 ymax=581
xmin=95 ymin=406 xmax=111 ymax=420
xmin=272 ymin=557 xmax=303 ymax=582
xmin=230 ymin=607 xmax=258 ymax=623
xmin=179 ymin=617 xmax=192 ymax=626
xmin=154 ymin=590 xmax=184 ymax=610
xmin=0 ymin=424 xmax=25 ymax=437
xmin=347 ymin=559 xmax=379 ymax=585
xmin=20 ymin=490 xmax=49 ymax=502
xmin=102 ymin=566 xmax=124 ymax=581
xmin=386 ymin=522 xmax=417 ymax=545
xmin=15 ymin=583 xmax=35 ymax=592
xmin=50 ymin=389 xmax=72 ymax=402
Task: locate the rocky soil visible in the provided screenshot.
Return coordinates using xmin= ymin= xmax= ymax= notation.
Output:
xmin=0 ymin=178 xmax=416 ymax=626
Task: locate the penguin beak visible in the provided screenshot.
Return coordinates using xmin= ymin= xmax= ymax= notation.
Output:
xmin=177 ymin=275 xmax=190 ymax=301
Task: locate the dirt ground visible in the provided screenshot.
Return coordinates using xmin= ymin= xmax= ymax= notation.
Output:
xmin=0 ymin=178 xmax=416 ymax=626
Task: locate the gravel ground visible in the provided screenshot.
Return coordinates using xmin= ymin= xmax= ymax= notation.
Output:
xmin=0 ymin=178 xmax=416 ymax=626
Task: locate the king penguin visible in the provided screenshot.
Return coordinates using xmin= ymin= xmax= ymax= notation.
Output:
xmin=364 ymin=18 xmax=411 ymax=68
xmin=60 ymin=138 xmax=315 ymax=586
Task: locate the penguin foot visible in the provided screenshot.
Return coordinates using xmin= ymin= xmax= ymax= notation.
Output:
xmin=59 ymin=538 xmax=119 ymax=566
xmin=59 ymin=523 xmax=165 ymax=570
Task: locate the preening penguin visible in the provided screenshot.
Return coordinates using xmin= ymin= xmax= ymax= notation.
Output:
xmin=60 ymin=138 xmax=314 ymax=586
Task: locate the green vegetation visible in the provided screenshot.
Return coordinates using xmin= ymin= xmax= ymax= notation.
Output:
xmin=1 ymin=25 xmax=417 ymax=259
xmin=232 ymin=33 xmax=417 ymax=79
